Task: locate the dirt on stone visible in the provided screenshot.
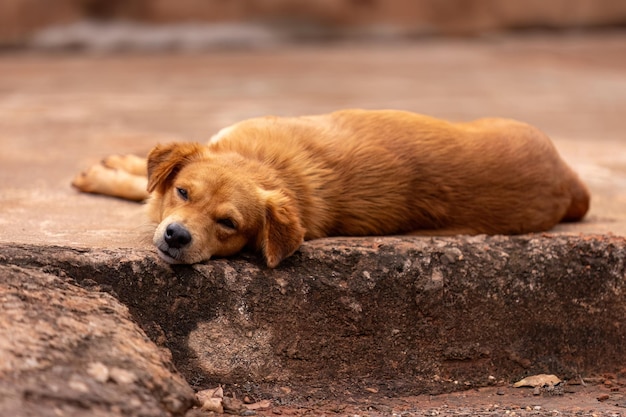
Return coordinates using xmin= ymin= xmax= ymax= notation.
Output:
xmin=207 ymin=382 xmax=626 ymax=417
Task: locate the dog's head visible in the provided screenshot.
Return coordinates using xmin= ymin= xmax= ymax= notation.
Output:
xmin=146 ymin=142 xmax=305 ymax=268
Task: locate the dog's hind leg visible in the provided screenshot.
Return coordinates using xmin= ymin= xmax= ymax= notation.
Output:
xmin=560 ymin=173 xmax=591 ymax=222
xmin=101 ymin=154 xmax=148 ymax=176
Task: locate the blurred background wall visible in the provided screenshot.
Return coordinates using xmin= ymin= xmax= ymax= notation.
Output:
xmin=2 ymin=0 xmax=626 ymax=49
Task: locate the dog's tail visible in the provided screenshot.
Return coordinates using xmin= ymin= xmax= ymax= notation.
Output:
xmin=561 ymin=173 xmax=590 ymax=222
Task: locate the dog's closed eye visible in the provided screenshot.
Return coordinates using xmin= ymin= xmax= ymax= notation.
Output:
xmin=217 ymin=218 xmax=237 ymax=230
xmin=176 ymin=187 xmax=189 ymax=201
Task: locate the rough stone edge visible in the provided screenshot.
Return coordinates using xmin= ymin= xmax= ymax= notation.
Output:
xmin=1 ymin=234 xmax=625 ymax=401
xmin=0 ymin=263 xmax=196 ymax=417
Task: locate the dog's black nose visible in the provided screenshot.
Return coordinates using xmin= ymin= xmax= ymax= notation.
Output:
xmin=164 ymin=223 xmax=192 ymax=248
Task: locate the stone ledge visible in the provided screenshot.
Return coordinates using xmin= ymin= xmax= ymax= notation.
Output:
xmin=0 ymin=264 xmax=195 ymax=417
xmin=1 ymin=234 xmax=625 ymax=405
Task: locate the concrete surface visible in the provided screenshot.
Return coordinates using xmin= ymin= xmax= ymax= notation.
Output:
xmin=1 ymin=33 xmax=625 ymax=248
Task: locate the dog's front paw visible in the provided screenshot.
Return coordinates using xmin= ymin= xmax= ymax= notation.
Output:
xmin=71 ymin=163 xmax=114 ymax=193
xmin=72 ymin=161 xmax=149 ymax=201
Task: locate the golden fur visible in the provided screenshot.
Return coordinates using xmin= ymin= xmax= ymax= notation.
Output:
xmin=72 ymin=109 xmax=590 ymax=267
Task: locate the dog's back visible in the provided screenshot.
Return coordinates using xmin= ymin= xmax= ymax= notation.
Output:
xmin=208 ymin=109 xmax=589 ymax=237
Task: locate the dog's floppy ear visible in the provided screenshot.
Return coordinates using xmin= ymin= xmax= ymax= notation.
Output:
xmin=147 ymin=143 xmax=204 ymax=194
xmin=258 ymin=189 xmax=305 ymax=268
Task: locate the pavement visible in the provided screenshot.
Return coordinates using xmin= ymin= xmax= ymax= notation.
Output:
xmin=1 ymin=32 xmax=625 ymax=252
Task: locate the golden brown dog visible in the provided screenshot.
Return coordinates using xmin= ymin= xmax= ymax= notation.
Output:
xmin=72 ymin=109 xmax=590 ymax=267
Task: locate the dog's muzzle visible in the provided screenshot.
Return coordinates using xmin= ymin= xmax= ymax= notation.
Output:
xmin=157 ymin=222 xmax=192 ymax=263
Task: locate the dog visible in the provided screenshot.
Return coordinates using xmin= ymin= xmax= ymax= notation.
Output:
xmin=72 ymin=109 xmax=590 ymax=267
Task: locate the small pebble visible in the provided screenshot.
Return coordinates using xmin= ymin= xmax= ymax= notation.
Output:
xmin=200 ymin=397 xmax=223 ymax=413
xmin=109 ymin=367 xmax=137 ymax=385
xmin=68 ymin=378 xmax=89 ymax=393
xmin=86 ymin=362 xmax=109 ymax=383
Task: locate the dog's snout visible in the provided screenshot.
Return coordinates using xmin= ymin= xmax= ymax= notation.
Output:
xmin=164 ymin=222 xmax=192 ymax=248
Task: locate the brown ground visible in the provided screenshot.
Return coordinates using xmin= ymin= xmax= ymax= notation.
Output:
xmin=1 ymin=32 xmax=626 ymax=416
xmin=245 ymin=383 xmax=625 ymax=416
xmin=247 ymin=384 xmax=626 ymax=416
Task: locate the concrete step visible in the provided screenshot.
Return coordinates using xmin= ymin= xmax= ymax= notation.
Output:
xmin=3 ymin=234 xmax=624 ymax=400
